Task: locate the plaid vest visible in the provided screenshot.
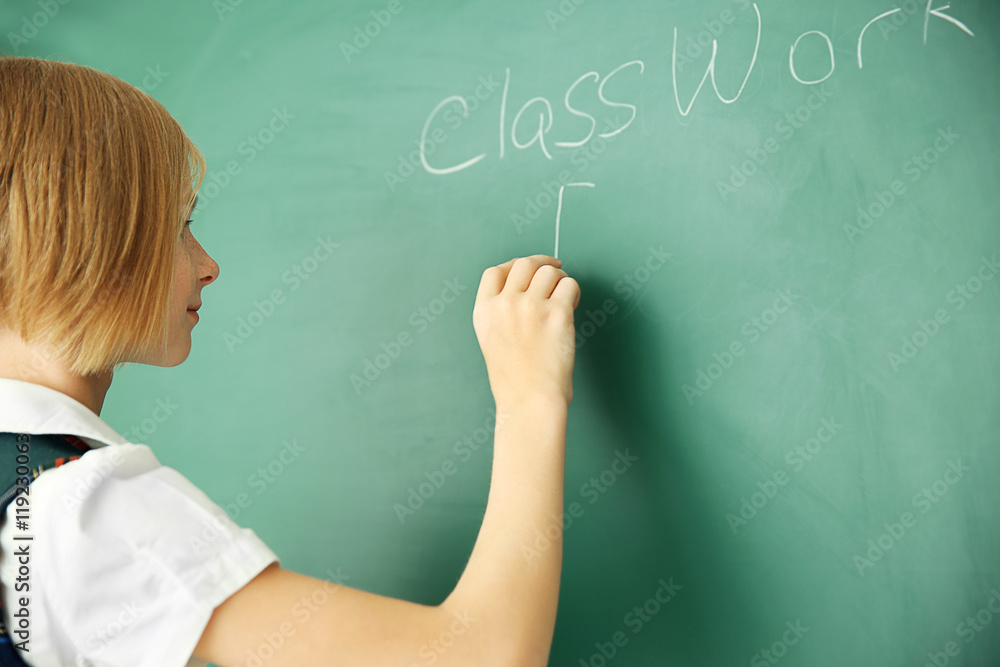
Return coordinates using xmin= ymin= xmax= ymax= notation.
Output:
xmin=0 ymin=432 xmax=92 ymax=666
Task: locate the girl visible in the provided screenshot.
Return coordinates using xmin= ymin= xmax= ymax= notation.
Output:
xmin=0 ymin=56 xmax=580 ymax=666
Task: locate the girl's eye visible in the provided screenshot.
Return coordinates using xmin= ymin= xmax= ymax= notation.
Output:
xmin=182 ymin=219 xmax=193 ymax=233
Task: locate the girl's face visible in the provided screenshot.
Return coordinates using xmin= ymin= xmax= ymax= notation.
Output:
xmin=156 ymin=196 xmax=219 ymax=366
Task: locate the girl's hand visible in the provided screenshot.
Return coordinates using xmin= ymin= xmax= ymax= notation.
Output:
xmin=472 ymin=255 xmax=581 ymax=409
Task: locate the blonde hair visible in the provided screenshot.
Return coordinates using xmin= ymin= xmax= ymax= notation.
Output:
xmin=0 ymin=56 xmax=206 ymax=376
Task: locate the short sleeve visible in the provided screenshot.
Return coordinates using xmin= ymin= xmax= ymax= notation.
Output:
xmin=2 ymin=443 xmax=279 ymax=667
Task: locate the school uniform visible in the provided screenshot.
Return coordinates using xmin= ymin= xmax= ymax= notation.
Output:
xmin=0 ymin=379 xmax=279 ymax=667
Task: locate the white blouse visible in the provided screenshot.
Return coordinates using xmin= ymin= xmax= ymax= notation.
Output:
xmin=0 ymin=379 xmax=279 ymax=667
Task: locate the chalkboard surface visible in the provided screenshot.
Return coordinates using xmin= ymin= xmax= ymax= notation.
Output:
xmin=4 ymin=0 xmax=999 ymax=664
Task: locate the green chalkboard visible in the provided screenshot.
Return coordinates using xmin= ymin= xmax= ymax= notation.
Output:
xmin=4 ymin=0 xmax=999 ymax=664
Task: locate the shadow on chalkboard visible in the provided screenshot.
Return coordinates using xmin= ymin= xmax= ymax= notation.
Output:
xmin=552 ymin=277 xmax=768 ymax=663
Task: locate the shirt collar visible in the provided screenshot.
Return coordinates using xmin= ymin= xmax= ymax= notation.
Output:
xmin=0 ymin=378 xmax=129 ymax=450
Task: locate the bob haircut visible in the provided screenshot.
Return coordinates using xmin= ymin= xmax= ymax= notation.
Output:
xmin=0 ymin=56 xmax=206 ymax=376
